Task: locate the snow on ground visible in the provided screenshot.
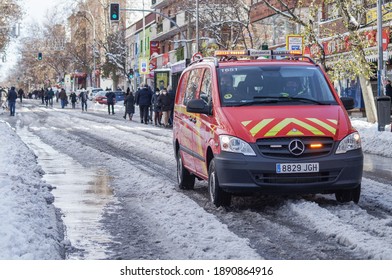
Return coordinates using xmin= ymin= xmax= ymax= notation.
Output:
xmin=0 ymin=121 xmax=64 ymax=259
xmin=0 ymin=103 xmax=392 ymax=259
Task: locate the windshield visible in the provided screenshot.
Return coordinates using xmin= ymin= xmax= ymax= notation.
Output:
xmin=218 ymin=65 xmax=338 ymax=106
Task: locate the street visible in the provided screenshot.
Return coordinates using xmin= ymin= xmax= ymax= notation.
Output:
xmin=4 ymin=99 xmax=392 ymax=260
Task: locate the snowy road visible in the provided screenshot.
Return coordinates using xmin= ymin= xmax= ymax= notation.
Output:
xmin=7 ymin=100 xmax=392 ymax=260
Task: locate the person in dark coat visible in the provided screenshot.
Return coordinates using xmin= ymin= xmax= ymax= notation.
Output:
xmin=7 ymin=86 xmax=18 ymax=116
xmin=69 ymin=92 xmax=77 ymax=109
xmin=80 ymin=91 xmax=88 ymax=112
xmin=106 ymin=91 xmax=116 ymax=114
xmin=385 ymin=80 xmax=392 ymax=105
xmin=135 ymin=84 xmax=152 ymax=124
xmin=18 ymin=88 xmax=24 ymax=103
xmin=167 ymin=85 xmax=175 ymax=125
xmin=123 ymin=88 xmax=135 ymax=120
xmin=59 ymin=88 xmax=68 ymax=109
xmin=151 ymin=89 xmax=162 ymax=126
xmin=157 ymin=88 xmax=172 ymax=128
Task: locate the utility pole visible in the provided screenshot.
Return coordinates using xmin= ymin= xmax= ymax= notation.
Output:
xmin=84 ymin=10 xmax=96 ymax=88
xmin=377 ymin=0 xmax=383 ymax=97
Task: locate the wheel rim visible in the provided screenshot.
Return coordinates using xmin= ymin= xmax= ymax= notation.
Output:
xmin=209 ymin=170 xmax=216 ymax=203
xmin=177 ymin=155 xmax=182 ymax=185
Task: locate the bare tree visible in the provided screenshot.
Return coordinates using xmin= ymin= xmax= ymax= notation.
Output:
xmin=260 ymin=0 xmax=378 ymax=122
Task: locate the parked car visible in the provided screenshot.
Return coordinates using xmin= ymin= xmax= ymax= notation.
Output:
xmin=87 ymin=87 xmax=103 ymax=100
xmin=94 ymin=91 xmax=109 ymax=104
xmin=114 ymin=91 xmax=125 ymax=102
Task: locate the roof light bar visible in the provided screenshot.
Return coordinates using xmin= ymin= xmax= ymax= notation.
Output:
xmin=214 ymin=49 xmax=303 ymax=58
xmin=214 ymin=50 xmax=248 ymax=56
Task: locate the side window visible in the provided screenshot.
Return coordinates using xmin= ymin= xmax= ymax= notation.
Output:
xmin=177 ymin=71 xmax=189 ymax=104
xmin=184 ymin=68 xmax=203 ymax=105
xmin=199 ymin=69 xmax=212 ymax=104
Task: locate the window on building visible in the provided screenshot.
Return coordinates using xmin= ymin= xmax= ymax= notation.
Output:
xmin=321 ymin=2 xmax=341 ymax=22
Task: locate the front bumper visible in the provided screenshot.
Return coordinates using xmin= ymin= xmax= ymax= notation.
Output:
xmin=214 ymin=148 xmax=363 ymax=195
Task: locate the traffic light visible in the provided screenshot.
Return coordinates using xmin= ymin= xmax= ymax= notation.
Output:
xmin=128 ymin=68 xmax=134 ymax=79
xmin=38 ymin=52 xmax=42 ymax=60
xmin=110 ymin=3 xmax=120 ymax=21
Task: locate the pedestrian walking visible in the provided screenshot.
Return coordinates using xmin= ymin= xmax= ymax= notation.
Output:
xmin=59 ymin=88 xmax=67 ymax=109
xmin=167 ymin=85 xmax=175 ymax=125
xmin=18 ymin=88 xmax=24 ymax=103
xmin=80 ymin=91 xmax=88 ymax=112
xmin=7 ymin=86 xmax=18 ymax=116
xmin=157 ymin=88 xmax=172 ymax=128
xmin=135 ymin=84 xmax=152 ymax=124
xmin=151 ymin=88 xmax=162 ymax=126
xmin=123 ymin=88 xmax=135 ymax=121
xmin=69 ymin=92 xmax=77 ymax=109
xmin=106 ymin=91 xmax=116 ymax=115
xmin=41 ymin=88 xmax=45 ymax=104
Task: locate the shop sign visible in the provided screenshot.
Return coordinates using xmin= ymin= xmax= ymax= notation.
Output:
xmin=366 ymin=2 xmax=392 ymax=23
xmin=308 ymin=27 xmax=390 ymax=57
xmin=150 ymin=41 xmax=160 ymax=57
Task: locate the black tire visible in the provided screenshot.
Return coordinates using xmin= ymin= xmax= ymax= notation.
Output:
xmin=335 ymin=184 xmax=361 ymax=204
xmin=208 ymin=159 xmax=231 ymax=207
xmin=177 ymin=150 xmax=195 ymax=189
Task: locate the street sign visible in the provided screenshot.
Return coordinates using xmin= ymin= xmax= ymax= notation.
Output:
xmin=286 ymin=35 xmax=304 ymax=54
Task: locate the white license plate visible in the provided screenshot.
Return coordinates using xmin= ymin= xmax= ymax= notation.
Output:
xmin=276 ymin=163 xmax=319 ymax=173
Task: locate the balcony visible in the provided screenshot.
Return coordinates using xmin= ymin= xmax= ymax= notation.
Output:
xmin=150 ymin=11 xmax=186 ymax=41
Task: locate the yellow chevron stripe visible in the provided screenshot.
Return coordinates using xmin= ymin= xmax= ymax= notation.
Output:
xmin=250 ymin=119 xmax=274 ymax=137
xmin=265 ymin=118 xmax=324 ymax=137
xmin=307 ymin=118 xmax=337 ymax=134
xmin=327 ymin=119 xmax=338 ymax=125
xmin=241 ymin=120 xmax=252 ymax=127
xmin=287 ymin=130 xmax=305 ymax=136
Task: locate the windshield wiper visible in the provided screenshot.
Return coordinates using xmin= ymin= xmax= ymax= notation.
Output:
xmin=277 ymin=96 xmax=335 ymax=105
xmin=236 ymin=98 xmax=279 ymax=106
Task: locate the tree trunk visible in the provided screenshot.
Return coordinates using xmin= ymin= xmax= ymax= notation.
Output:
xmin=359 ymin=75 xmax=377 ymax=123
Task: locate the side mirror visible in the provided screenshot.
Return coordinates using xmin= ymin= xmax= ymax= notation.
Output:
xmin=340 ymin=96 xmax=355 ymax=111
xmin=186 ymin=99 xmax=212 ymax=115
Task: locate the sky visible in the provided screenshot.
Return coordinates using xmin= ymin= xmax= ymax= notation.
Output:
xmin=0 ymin=0 xmax=62 ymax=80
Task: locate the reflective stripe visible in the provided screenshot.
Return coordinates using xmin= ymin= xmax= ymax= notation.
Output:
xmin=307 ymin=118 xmax=337 ymax=135
xmin=243 ymin=118 xmax=338 ymax=137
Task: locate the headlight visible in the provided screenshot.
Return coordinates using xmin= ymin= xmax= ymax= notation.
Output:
xmin=219 ymin=135 xmax=256 ymax=156
xmin=335 ymin=132 xmax=361 ymax=154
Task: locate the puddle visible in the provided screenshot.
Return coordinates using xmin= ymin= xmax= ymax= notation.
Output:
xmin=16 ymin=127 xmax=117 ymax=259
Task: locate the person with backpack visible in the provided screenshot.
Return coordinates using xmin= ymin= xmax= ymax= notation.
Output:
xmin=69 ymin=92 xmax=77 ymax=109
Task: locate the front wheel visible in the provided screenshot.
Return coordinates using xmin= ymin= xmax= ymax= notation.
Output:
xmin=208 ymin=159 xmax=231 ymax=207
xmin=335 ymin=184 xmax=361 ymax=204
xmin=177 ymin=150 xmax=195 ymax=190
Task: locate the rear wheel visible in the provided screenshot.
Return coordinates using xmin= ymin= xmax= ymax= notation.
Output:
xmin=177 ymin=150 xmax=195 ymax=189
xmin=208 ymin=159 xmax=231 ymax=207
xmin=335 ymin=184 xmax=361 ymax=204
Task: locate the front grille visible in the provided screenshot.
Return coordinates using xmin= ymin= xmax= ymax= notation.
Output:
xmin=256 ymin=137 xmax=334 ymax=158
xmin=253 ymin=171 xmax=339 ymax=185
